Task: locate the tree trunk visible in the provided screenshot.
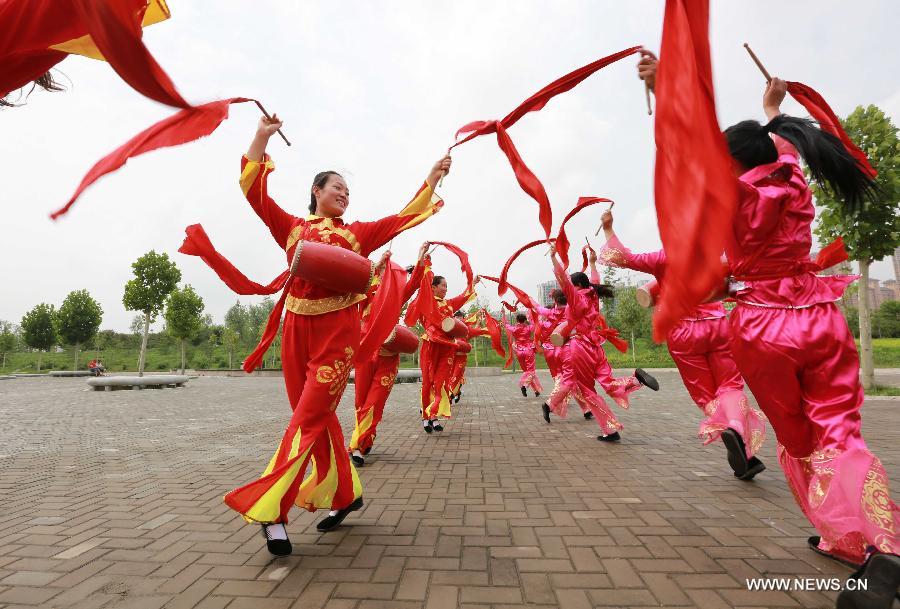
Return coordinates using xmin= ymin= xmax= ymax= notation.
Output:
xmin=180 ymin=339 xmax=186 ymax=375
xmin=2 ymin=353 xmax=6 ymax=369
xmin=37 ymin=351 xmax=42 ymax=372
xmin=228 ymin=350 xmax=233 ymax=369
xmin=858 ymin=260 xmax=876 ymax=391
xmin=631 ymin=331 xmax=636 ymax=366
xmin=73 ymin=345 xmax=79 ymax=371
xmin=474 ymin=339 xmax=479 ymax=367
xmin=138 ymin=313 xmax=151 ymax=377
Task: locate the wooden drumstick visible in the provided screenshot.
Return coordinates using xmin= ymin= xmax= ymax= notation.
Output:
xmin=644 ymin=81 xmax=653 ymax=115
xmin=743 ymin=43 xmax=773 ymax=83
xmin=253 ymin=100 xmax=291 ymax=146
xmin=594 ymin=201 xmax=616 ymax=236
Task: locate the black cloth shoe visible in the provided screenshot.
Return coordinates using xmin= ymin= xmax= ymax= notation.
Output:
xmin=363 ymin=447 xmax=372 ymax=456
xmin=583 ymin=411 xmax=594 ymax=420
xmin=454 ymin=391 xmax=462 ymax=403
xmin=534 ymin=391 xmax=540 ymax=397
xmin=316 ymin=497 xmax=364 ymax=532
xmin=597 ymin=432 xmax=621 ymax=442
xmin=739 ymin=456 xmax=766 ymax=481
xmin=541 ymin=403 xmax=551 ymax=423
xmin=634 ymin=368 xmax=659 ymax=391
xmin=521 ymin=386 xmax=528 ymax=397
xmin=721 ymin=428 xmax=749 ymax=478
xmin=423 ymin=420 xmax=433 ymax=434
xmin=261 ymin=524 xmax=292 ymax=556
xmin=432 ymin=421 xmax=444 ymax=432
xmin=350 ymin=452 xmax=365 ymax=467
xmin=836 ymin=552 xmax=900 ymax=609
xmin=807 ymin=536 xmax=864 ymax=569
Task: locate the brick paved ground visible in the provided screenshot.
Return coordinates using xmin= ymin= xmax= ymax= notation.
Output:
xmin=0 ymin=370 xmax=898 ymax=609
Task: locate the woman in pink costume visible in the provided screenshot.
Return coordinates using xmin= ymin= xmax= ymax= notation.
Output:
xmin=541 ymin=246 xmax=658 ymax=441
xmin=536 ymin=290 xmax=567 ymax=379
xmin=505 ymin=312 xmax=543 ymax=397
xmin=598 ymin=211 xmax=767 ymax=481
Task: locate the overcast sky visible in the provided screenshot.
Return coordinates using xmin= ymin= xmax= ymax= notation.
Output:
xmin=2 ymin=1 xmax=898 ymax=332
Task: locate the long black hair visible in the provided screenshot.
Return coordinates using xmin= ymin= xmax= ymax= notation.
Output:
xmin=569 ymin=271 xmax=615 ymax=299
xmin=724 ymin=114 xmax=876 ymax=212
xmin=1 ymin=71 xmax=65 ymax=108
xmin=309 ymin=171 xmax=343 ymax=213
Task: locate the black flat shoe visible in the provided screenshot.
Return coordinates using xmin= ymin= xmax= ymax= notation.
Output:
xmin=534 ymin=391 xmax=540 ymax=397
xmin=362 ymin=447 xmax=372 ymax=456
xmin=521 ymin=386 xmax=528 ymax=397
xmin=316 ymin=497 xmax=364 ymax=532
xmin=597 ymin=432 xmax=621 ymax=442
xmin=454 ymin=391 xmax=462 ymax=403
xmin=721 ymin=428 xmax=749 ymax=478
xmin=836 ymin=552 xmax=900 ymax=609
xmin=350 ymin=452 xmax=365 ymax=467
xmin=739 ymin=456 xmax=766 ymax=481
xmin=541 ymin=403 xmax=551 ymax=423
xmin=634 ymin=368 xmax=659 ymax=391
xmin=261 ymin=524 xmax=292 ymax=556
xmin=423 ymin=421 xmax=433 ymax=434
xmin=432 ymin=421 xmax=444 ymax=432
xmin=807 ymin=536 xmax=864 ymax=569
xmin=583 ymin=411 xmax=594 ymax=420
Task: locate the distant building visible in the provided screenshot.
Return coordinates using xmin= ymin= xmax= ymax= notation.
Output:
xmin=537 ymin=280 xmax=558 ymax=307
xmin=893 ymin=246 xmax=900 ymax=282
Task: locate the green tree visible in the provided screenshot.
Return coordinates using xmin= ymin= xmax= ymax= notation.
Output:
xmin=20 ymin=304 xmax=57 ymax=371
xmin=0 ymin=321 xmax=16 ymax=369
xmin=56 ymin=290 xmax=103 ymax=371
xmin=608 ymin=286 xmax=652 ymax=364
xmin=164 ymin=285 xmax=205 ymax=374
xmin=874 ymin=300 xmax=900 ymax=338
xmin=224 ymin=301 xmax=250 ymax=344
xmin=123 ymin=251 xmax=181 ymax=376
xmin=843 ymin=306 xmax=860 ymax=338
xmin=813 ymin=105 xmax=900 ymax=390
xmin=222 ymin=327 xmax=239 ymax=369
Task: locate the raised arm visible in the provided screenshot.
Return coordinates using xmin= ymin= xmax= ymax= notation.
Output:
xmin=353 ymin=155 xmax=452 ymax=255
xmin=400 ymin=243 xmax=430 ymax=303
xmin=598 ymin=210 xmax=666 ymax=278
xmin=240 ymin=116 xmax=297 ymax=248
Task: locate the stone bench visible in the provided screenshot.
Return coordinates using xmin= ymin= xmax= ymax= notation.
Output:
xmin=349 ymin=369 xmax=422 ymax=384
xmin=49 ymin=370 xmax=93 ymax=377
xmin=86 ymin=375 xmax=191 ymax=391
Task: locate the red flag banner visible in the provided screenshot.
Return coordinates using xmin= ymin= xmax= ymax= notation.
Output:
xmin=481 ymin=310 xmax=506 ymax=358
xmin=450 ymin=46 xmax=642 ymax=237
xmin=652 ymin=0 xmax=735 ymax=342
xmin=555 ymin=197 xmax=612 ymax=268
xmin=787 ymin=81 xmax=877 ymax=178
xmin=427 ymin=241 xmax=474 ymax=291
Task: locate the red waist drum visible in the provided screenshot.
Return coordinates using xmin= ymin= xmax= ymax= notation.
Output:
xmin=636 ymin=279 xmax=660 ymax=308
xmin=441 ymin=317 xmax=468 ymax=339
xmin=383 ymin=325 xmax=420 ymax=354
xmin=454 ymin=339 xmax=472 ymax=353
xmin=290 ymin=240 xmax=374 ymax=294
xmin=549 ymin=320 xmax=571 ymax=347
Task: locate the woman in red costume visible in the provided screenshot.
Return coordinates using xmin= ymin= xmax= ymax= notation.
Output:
xmin=505 ymin=312 xmax=543 ymax=397
xmin=222 ymin=116 xmax=451 ymax=555
xmin=542 ymin=246 xmax=657 ymax=441
xmin=407 ymin=260 xmax=476 ymax=433
xmin=598 ymin=210 xmax=767 ymax=481
xmin=641 ymin=57 xmax=899 ymax=603
xmin=448 ymin=310 xmax=491 ymax=404
xmin=349 ymin=243 xmax=429 ymax=467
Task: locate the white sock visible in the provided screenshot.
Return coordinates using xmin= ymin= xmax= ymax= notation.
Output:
xmin=423 ymin=420 xmax=430 ymax=428
xmin=264 ymin=523 xmax=287 ymax=540
xmin=430 ymin=419 xmax=438 ymax=425
xmin=328 ymin=509 xmax=339 ymax=516
xmin=352 ymin=449 xmax=363 ymax=458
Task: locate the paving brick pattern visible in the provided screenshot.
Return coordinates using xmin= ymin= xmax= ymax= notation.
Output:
xmin=0 ymin=371 xmax=897 ymax=609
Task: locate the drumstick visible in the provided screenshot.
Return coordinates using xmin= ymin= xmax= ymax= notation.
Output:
xmin=743 ymin=43 xmax=773 ymax=82
xmin=594 ymin=201 xmax=616 ymax=236
xmin=644 ymin=81 xmax=653 ymax=115
xmin=253 ymin=100 xmax=291 ymax=146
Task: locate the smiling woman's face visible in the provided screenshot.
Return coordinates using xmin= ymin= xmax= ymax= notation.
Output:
xmin=313 ymin=175 xmax=349 ymax=217
xmin=433 ymin=277 xmax=448 ymax=299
